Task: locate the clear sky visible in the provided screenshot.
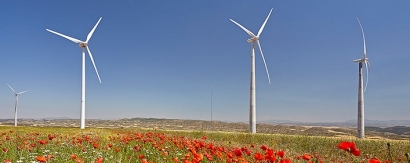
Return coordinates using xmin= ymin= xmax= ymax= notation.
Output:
xmin=1 ymin=1 xmax=409 ymax=123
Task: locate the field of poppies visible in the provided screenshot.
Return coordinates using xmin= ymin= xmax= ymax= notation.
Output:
xmin=0 ymin=126 xmax=409 ymax=163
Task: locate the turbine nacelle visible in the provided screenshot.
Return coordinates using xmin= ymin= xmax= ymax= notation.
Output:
xmin=353 ymin=58 xmax=368 ymax=63
xmin=247 ymin=36 xmax=259 ymax=43
xmin=79 ymin=42 xmax=87 ymax=48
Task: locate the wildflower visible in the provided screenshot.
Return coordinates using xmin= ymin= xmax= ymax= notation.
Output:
xmin=279 ymin=159 xmax=291 ymax=163
xmin=2 ymin=148 xmax=7 ymax=153
xmin=368 ymin=158 xmax=381 ymax=163
xmin=39 ymin=140 xmax=47 ymax=145
xmin=233 ymin=148 xmax=242 ymax=157
xmin=48 ymin=135 xmax=55 ymax=140
xmin=254 ymin=153 xmax=264 ymax=161
xmin=337 ymin=141 xmax=361 ymax=156
xmin=4 ymin=159 xmax=12 ymax=163
xmin=260 ymin=145 xmax=268 ymax=150
xmin=36 ymin=156 xmax=47 ymax=162
xmin=302 ymin=154 xmax=311 ymax=161
xmin=276 ymin=150 xmax=285 ymax=158
xmin=93 ymin=143 xmax=99 ymax=149
xmin=95 ymin=157 xmax=103 ymax=163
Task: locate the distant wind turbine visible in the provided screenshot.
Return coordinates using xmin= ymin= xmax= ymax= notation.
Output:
xmin=6 ymin=83 xmax=29 ymax=127
xmin=354 ymin=17 xmax=370 ymax=138
xmin=46 ymin=17 xmax=103 ymax=129
xmin=230 ymin=8 xmax=273 ymax=133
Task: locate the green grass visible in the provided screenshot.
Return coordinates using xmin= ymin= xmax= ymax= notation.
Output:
xmin=0 ymin=126 xmax=409 ymax=162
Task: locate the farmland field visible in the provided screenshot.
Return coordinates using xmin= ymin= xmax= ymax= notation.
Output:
xmin=1 ymin=125 xmax=410 ymax=163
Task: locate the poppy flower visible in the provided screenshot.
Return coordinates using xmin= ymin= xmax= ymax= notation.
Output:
xmin=337 ymin=141 xmax=361 ymax=156
xmin=368 ymin=158 xmax=381 ymax=163
xmin=233 ymin=148 xmax=242 ymax=157
xmin=39 ymin=140 xmax=47 ymax=145
xmin=2 ymin=148 xmax=7 ymax=153
xmin=302 ymin=154 xmax=311 ymax=161
xmin=260 ymin=145 xmax=268 ymax=150
xmin=276 ymin=150 xmax=285 ymax=158
xmin=254 ymin=153 xmax=264 ymax=160
xmin=95 ymin=157 xmax=103 ymax=163
xmin=93 ymin=143 xmax=99 ymax=149
xmin=36 ymin=156 xmax=47 ymax=162
xmin=279 ymin=159 xmax=291 ymax=163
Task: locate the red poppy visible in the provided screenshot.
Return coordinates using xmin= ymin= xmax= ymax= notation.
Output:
xmin=337 ymin=141 xmax=361 ymax=156
xmin=279 ymin=159 xmax=292 ymax=163
xmin=93 ymin=143 xmax=99 ymax=149
xmin=2 ymin=148 xmax=7 ymax=153
xmin=36 ymin=156 xmax=47 ymax=162
xmin=260 ymin=145 xmax=268 ymax=150
xmin=39 ymin=140 xmax=47 ymax=145
xmin=302 ymin=154 xmax=311 ymax=161
xmin=276 ymin=150 xmax=285 ymax=158
xmin=233 ymin=148 xmax=242 ymax=157
xmin=368 ymin=158 xmax=381 ymax=163
xmin=254 ymin=153 xmax=264 ymax=161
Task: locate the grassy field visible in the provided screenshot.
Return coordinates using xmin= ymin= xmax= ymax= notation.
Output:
xmin=0 ymin=126 xmax=409 ymax=163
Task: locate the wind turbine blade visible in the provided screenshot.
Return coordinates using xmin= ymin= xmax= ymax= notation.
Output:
xmin=86 ymin=17 xmax=102 ymax=43
xmin=46 ymin=29 xmax=83 ymax=44
xmin=256 ymin=40 xmax=271 ymax=84
xmin=356 ymin=18 xmax=367 ymax=59
xmin=6 ymin=83 xmax=16 ymax=93
xmin=364 ymin=60 xmax=369 ymax=92
xmin=17 ymin=90 xmax=29 ymax=95
xmin=257 ymin=8 xmax=273 ymax=37
xmin=86 ymin=47 xmax=102 ymax=83
xmin=230 ymin=19 xmax=256 ymax=38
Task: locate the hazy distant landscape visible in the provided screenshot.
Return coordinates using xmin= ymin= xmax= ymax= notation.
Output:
xmin=1 ymin=117 xmax=409 ymax=140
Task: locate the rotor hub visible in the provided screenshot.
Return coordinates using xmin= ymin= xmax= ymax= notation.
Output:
xmin=247 ymin=37 xmax=259 ymax=43
xmin=79 ymin=43 xmax=87 ymax=48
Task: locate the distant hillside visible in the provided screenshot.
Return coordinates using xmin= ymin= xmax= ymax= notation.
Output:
xmin=260 ymin=119 xmax=410 ymax=127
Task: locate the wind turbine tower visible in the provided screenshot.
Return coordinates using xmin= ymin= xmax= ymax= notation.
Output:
xmin=46 ymin=17 xmax=103 ymax=129
xmin=6 ymin=83 xmax=29 ymax=127
xmin=354 ymin=18 xmax=370 ymax=138
xmin=230 ymin=9 xmax=273 ymax=133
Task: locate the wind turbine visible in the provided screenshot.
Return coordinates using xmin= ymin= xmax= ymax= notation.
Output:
xmin=230 ymin=8 xmax=273 ymax=133
xmin=6 ymin=83 xmax=29 ymax=127
xmin=354 ymin=17 xmax=370 ymax=138
xmin=46 ymin=17 xmax=102 ymax=129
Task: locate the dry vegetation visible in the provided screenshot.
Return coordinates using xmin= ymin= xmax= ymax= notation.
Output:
xmin=1 ymin=118 xmax=409 ymax=140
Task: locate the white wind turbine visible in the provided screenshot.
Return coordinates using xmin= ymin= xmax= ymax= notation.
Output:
xmin=354 ymin=17 xmax=370 ymax=138
xmin=230 ymin=8 xmax=273 ymax=133
xmin=46 ymin=17 xmax=102 ymax=129
xmin=6 ymin=83 xmax=29 ymax=127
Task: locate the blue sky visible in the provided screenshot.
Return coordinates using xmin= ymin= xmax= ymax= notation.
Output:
xmin=1 ymin=1 xmax=409 ymax=123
